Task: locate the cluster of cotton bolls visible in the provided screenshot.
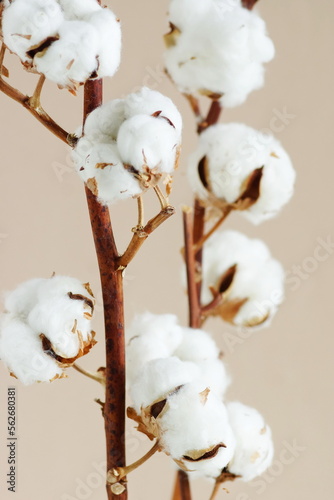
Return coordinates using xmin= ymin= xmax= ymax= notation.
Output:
xmin=164 ymin=0 xmax=275 ymax=107
xmin=72 ymin=87 xmax=182 ymax=205
xmin=1 ymin=0 xmax=121 ymax=90
xmin=188 ymin=123 xmax=296 ymax=224
xmin=0 ymin=275 xmax=96 ymax=384
xmin=126 ymin=312 xmax=274 ymax=482
xmin=201 ymin=230 xmax=285 ymax=327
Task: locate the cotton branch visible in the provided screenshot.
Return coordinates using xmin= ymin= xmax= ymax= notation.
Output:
xmin=0 ymin=44 xmax=71 ymax=145
xmin=242 ymin=0 xmax=259 ymax=9
xmin=172 ymin=470 xmax=192 ymax=500
xmin=83 ymin=79 xmax=127 ymax=500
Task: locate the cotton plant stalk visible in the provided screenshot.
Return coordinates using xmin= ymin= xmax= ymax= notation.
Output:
xmin=0 ymin=2 xmax=294 ymax=500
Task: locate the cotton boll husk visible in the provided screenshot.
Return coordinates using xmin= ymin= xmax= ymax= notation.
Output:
xmin=130 ymin=357 xmax=200 ymax=413
xmin=58 ymin=0 xmax=100 ymax=20
xmin=188 ymin=123 xmax=295 ymax=223
xmin=87 ymin=9 xmax=121 ymax=78
xmin=75 ymin=142 xmax=142 ymax=205
xmin=4 ymin=278 xmax=46 ymax=319
xmin=117 ymin=114 xmax=179 ymax=174
xmin=34 ymin=20 xmax=99 ymax=89
xmin=124 ymin=87 xmax=182 ymax=141
xmin=195 ymin=359 xmax=231 ymax=399
xmin=126 ymin=312 xmax=183 ymax=385
xmin=83 ymin=99 xmax=125 ymax=143
xmin=0 ymin=317 xmax=63 ymax=385
xmin=227 ymin=401 xmax=274 ymax=481
xmin=201 ymin=230 xmax=284 ymax=326
xmin=160 ymin=383 xmax=236 ymax=476
xmin=2 ymin=0 xmax=64 ymax=63
xmin=174 ymin=327 xmax=220 ymax=362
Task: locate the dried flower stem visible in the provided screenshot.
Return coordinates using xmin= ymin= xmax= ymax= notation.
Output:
xmin=208 ymin=480 xmax=221 ymax=500
xmin=117 ymin=205 xmax=175 ymax=268
xmin=107 ymin=441 xmax=160 ymax=483
xmin=242 ymin=0 xmax=259 ymax=9
xmin=137 ymin=196 xmax=145 ymax=228
xmin=172 ymin=470 xmax=192 ymax=500
xmin=198 ymin=100 xmax=222 ymax=134
xmin=0 ymin=44 xmax=70 ymax=144
xmin=84 ymin=79 xmax=126 ymax=500
xmin=183 ymin=208 xmax=202 ymax=329
xmin=193 ymin=206 xmax=232 ymax=252
xmin=73 ymin=363 xmax=105 ymax=385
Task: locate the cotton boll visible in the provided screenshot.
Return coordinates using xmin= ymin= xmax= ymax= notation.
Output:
xmin=117 ymin=114 xmax=180 ymax=174
xmin=188 ymin=123 xmax=295 ymax=224
xmin=227 ymin=401 xmax=274 ymax=481
xmin=2 ymin=0 xmax=64 ymax=63
xmin=130 ymin=357 xmax=199 ymax=413
xmin=0 ymin=317 xmax=63 ymax=385
xmin=34 ymin=20 xmax=99 ymax=89
xmin=160 ymin=383 xmax=236 ymax=477
xmin=4 ymin=278 xmax=46 ymax=319
xmin=58 ymin=0 xmax=101 ymax=20
xmin=74 ymin=142 xmax=142 ymax=205
xmin=83 ymin=99 xmax=126 ymax=142
xmin=126 ymin=312 xmax=183 ymax=385
xmin=201 ymin=230 xmax=285 ymax=327
xmin=174 ymin=327 xmax=220 ymax=362
xmin=164 ymin=0 xmax=274 ymax=107
xmin=87 ymin=8 xmax=121 ymax=78
xmin=124 ymin=87 xmax=182 ymax=141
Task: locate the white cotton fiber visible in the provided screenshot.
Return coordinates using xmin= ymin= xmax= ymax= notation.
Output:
xmin=117 ymin=114 xmax=179 ymax=174
xmin=195 ymin=359 xmax=231 ymax=399
xmin=0 ymin=317 xmax=63 ymax=385
xmin=160 ymin=382 xmax=236 ymax=477
xmin=2 ymin=0 xmax=64 ymax=63
xmin=201 ymin=230 xmax=285 ymax=326
xmin=4 ymin=278 xmax=46 ymax=319
xmin=83 ymin=99 xmax=126 ymax=143
xmin=188 ymin=123 xmax=296 ymax=224
xmin=227 ymin=401 xmax=274 ymax=481
xmin=58 ymin=0 xmax=100 ymax=20
xmin=130 ymin=357 xmax=199 ymax=413
xmin=34 ymin=20 xmax=99 ymax=89
xmin=126 ymin=312 xmax=183 ymax=385
xmin=174 ymin=327 xmax=219 ymax=362
xmin=74 ymin=142 xmax=142 ymax=205
xmin=164 ymin=0 xmax=275 ymax=107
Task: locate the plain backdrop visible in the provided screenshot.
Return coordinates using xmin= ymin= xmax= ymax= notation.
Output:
xmin=0 ymin=1 xmax=333 ymax=500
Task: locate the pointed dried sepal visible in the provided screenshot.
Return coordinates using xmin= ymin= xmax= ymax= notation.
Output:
xmin=164 ymin=23 xmax=181 ymax=48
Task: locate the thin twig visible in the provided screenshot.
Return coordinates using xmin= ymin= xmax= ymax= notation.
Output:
xmin=108 ymin=441 xmax=160 ymax=483
xmin=193 ymin=206 xmax=232 ymax=252
xmin=0 ymin=45 xmax=70 ymax=144
xmin=198 ymin=100 xmax=222 ymax=134
xmin=73 ymin=363 xmax=105 ymax=385
xmin=28 ymin=74 xmax=46 ymax=109
xmin=137 ymin=196 xmax=144 ymax=228
xmin=154 ymin=184 xmax=169 ymax=209
xmin=117 ymin=205 xmax=175 ymax=268
xmin=208 ymin=480 xmax=221 ymax=500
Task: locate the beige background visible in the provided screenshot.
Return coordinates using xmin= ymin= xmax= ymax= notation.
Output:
xmin=0 ymin=0 xmax=333 ymax=499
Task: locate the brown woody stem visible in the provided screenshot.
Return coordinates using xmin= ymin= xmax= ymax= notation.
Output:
xmin=0 ymin=45 xmax=70 ymax=144
xmin=242 ymin=0 xmax=258 ymax=9
xmin=172 ymin=470 xmax=192 ymax=500
xmin=83 ymin=79 xmax=126 ymax=500
xmin=208 ymin=481 xmax=221 ymax=500
xmin=183 ymin=208 xmax=202 ymax=329
xmin=198 ymin=100 xmax=222 ymax=134
xmin=117 ymin=205 xmax=175 ymax=268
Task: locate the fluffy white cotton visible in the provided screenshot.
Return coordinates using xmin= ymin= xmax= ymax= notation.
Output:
xmin=83 ymin=99 xmax=126 ymax=142
xmin=174 ymin=327 xmax=219 ymax=362
xmin=117 ymin=114 xmax=180 ymax=174
xmin=130 ymin=357 xmax=200 ymax=413
xmin=227 ymin=402 xmax=274 ymax=481
xmin=160 ymin=383 xmax=236 ymax=476
xmin=195 ymin=359 xmax=231 ymax=399
xmin=164 ymin=0 xmax=275 ymax=107
xmin=124 ymin=87 xmax=182 ymax=140
xmin=0 ymin=276 xmax=96 ymax=384
xmin=2 ymin=0 xmax=64 ymax=63
xmin=202 ymin=230 xmax=285 ymax=326
xmin=2 ymin=0 xmax=121 ymax=87
xmin=74 ymin=141 xmax=142 ymax=205
xmin=188 ymin=123 xmax=296 ymax=224
xmin=34 ymin=20 xmax=99 ymax=89
xmin=0 ymin=317 xmax=63 ymax=385
xmin=126 ymin=312 xmax=183 ymax=385
xmin=87 ymin=9 xmax=121 ymax=78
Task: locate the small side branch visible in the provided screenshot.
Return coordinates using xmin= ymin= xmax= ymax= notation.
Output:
xmin=193 ymin=206 xmax=232 ymax=253
xmin=118 ymin=205 xmax=175 ymax=268
xmin=198 ymin=100 xmax=222 ymax=134
xmin=73 ymin=363 xmax=106 ymax=385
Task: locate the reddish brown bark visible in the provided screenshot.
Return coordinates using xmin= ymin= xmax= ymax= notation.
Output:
xmin=172 ymin=470 xmax=192 ymax=500
xmin=83 ymin=79 xmax=126 ymax=500
xmin=242 ymin=0 xmax=258 ymax=9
